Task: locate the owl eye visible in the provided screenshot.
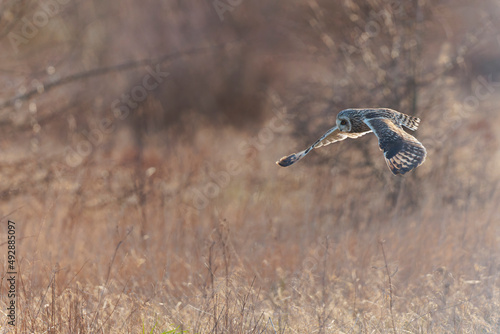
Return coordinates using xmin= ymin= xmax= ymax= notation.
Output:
xmin=340 ymin=119 xmax=347 ymax=126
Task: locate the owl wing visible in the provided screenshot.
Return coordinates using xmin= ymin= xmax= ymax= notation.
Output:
xmin=363 ymin=117 xmax=427 ymax=175
xmin=276 ymin=126 xmax=370 ymax=167
xmin=314 ymin=128 xmax=370 ymax=148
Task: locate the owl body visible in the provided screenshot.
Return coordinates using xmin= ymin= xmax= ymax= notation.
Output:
xmin=277 ymin=108 xmax=427 ymax=175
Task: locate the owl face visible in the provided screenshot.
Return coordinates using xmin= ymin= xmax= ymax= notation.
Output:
xmin=337 ymin=109 xmax=368 ymax=133
xmin=337 ymin=115 xmax=351 ymax=132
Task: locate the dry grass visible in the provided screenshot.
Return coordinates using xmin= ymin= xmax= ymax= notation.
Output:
xmin=0 ymin=121 xmax=498 ymax=333
xmin=0 ymin=0 xmax=499 ymax=333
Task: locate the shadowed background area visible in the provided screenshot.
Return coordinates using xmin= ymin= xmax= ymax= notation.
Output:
xmin=0 ymin=0 xmax=499 ymax=332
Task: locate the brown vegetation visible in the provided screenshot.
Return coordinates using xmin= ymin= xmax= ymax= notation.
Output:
xmin=0 ymin=0 xmax=499 ymax=333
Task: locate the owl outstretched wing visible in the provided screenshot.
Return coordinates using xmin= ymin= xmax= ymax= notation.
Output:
xmin=363 ymin=117 xmax=426 ymax=175
xmin=276 ymin=126 xmax=370 ymax=167
xmin=314 ymin=128 xmax=370 ymax=148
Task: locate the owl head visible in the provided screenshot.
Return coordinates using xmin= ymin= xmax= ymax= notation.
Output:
xmin=336 ymin=111 xmax=352 ymax=132
xmin=336 ymin=109 xmax=364 ymax=132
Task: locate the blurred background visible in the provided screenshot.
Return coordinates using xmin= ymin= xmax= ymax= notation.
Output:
xmin=0 ymin=0 xmax=499 ymax=332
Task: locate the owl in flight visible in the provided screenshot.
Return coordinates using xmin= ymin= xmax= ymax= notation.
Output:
xmin=276 ymin=108 xmax=427 ymax=175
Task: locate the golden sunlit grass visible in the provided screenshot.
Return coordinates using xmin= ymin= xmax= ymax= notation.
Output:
xmin=0 ymin=121 xmax=498 ymax=333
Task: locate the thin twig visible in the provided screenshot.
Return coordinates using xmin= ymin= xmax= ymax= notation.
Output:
xmin=409 ymin=297 xmax=475 ymax=324
xmin=240 ymin=276 xmax=256 ymax=332
xmin=268 ymin=317 xmax=277 ymax=334
xmin=90 ymin=227 xmax=133 ymax=331
xmin=319 ymin=236 xmax=330 ymax=334
xmin=0 ymin=40 xmax=242 ymax=110
xmin=380 ymin=240 xmax=397 ymax=334
xmin=95 ymin=278 xmax=131 ymax=333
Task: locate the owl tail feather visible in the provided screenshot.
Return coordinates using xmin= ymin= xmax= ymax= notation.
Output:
xmin=400 ymin=114 xmax=420 ymax=131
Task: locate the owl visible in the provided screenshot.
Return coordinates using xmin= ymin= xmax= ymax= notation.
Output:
xmin=276 ymin=108 xmax=427 ymax=175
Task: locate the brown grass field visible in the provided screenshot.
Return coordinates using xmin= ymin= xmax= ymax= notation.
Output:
xmin=0 ymin=0 xmax=499 ymax=333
